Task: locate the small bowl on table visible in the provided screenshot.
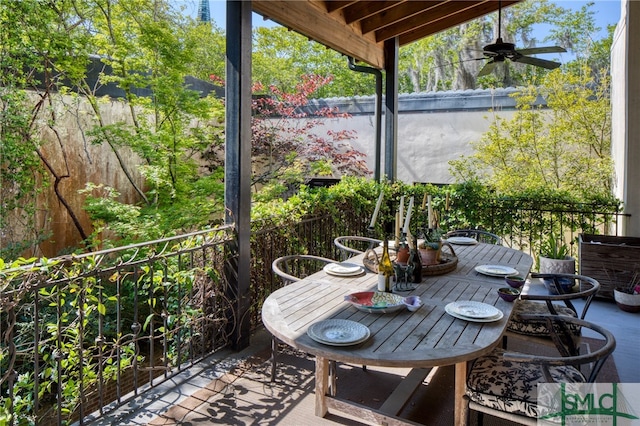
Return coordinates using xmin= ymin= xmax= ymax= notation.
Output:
xmin=505 ymin=274 xmax=526 ymax=289
xmin=497 ymin=287 xmax=521 ymax=302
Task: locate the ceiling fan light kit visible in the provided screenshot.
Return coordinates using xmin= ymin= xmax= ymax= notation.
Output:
xmin=478 ymin=2 xmax=567 ymax=77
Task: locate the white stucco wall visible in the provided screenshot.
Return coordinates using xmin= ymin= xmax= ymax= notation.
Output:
xmin=359 ymin=110 xmax=515 ymax=184
xmin=611 ymin=0 xmax=640 ymax=236
xmin=305 ymin=91 xmax=519 ymax=185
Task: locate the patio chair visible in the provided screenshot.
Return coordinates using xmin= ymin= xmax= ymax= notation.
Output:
xmin=466 ymin=314 xmax=616 ymax=425
xmin=334 ymin=236 xmax=382 ymax=260
xmin=444 ymin=229 xmax=502 ymax=245
xmin=270 ymin=254 xmax=336 ymax=383
xmin=505 ymin=273 xmax=599 ymax=349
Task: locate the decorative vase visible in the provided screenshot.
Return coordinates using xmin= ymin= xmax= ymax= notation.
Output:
xmin=419 ymin=245 xmax=441 ymax=266
xmin=614 ymin=289 xmax=640 ymax=313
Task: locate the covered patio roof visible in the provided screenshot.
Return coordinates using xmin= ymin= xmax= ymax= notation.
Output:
xmin=252 ymin=0 xmax=520 ymax=69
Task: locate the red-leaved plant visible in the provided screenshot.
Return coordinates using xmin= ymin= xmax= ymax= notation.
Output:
xmin=208 ymin=74 xmax=370 ymax=192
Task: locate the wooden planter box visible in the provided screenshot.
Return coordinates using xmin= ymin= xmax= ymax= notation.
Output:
xmin=579 ymin=234 xmax=640 ymax=300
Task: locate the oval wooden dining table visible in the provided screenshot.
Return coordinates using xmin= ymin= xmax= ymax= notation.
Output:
xmin=262 ymin=242 xmax=533 ymax=426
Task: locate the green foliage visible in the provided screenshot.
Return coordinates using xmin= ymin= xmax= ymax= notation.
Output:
xmin=0 ymin=234 xmax=223 ymax=423
xmin=183 ymin=21 xmax=226 ymax=82
xmin=419 ymin=229 xmax=443 ymax=250
xmin=251 ymin=176 xmax=620 ymax=261
xmin=0 ymin=256 xmax=140 ymax=423
xmin=450 ymin=67 xmax=612 ymax=199
xmin=0 ymin=0 xmax=56 ymax=259
xmin=252 ymin=27 xmax=375 ymax=98
xmin=540 ymin=233 xmax=569 ymax=259
xmin=1 ymin=0 xmax=228 ymax=256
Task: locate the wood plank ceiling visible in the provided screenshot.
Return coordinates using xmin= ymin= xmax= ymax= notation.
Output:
xmin=252 ymin=0 xmax=521 ymax=69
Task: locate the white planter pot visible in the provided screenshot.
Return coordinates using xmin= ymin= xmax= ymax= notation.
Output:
xmin=539 ymin=256 xmax=576 ymax=275
xmin=539 ymin=256 xmax=576 ymax=294
xmin=614 ymin=289 xmax=640 ymax=313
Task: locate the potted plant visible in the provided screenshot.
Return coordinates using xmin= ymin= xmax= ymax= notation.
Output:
xmin=538 ymin=233 xmax=576 ymax=293
xmin=613 ymin=271 xmax=640 ymax=313
xmin=539 ymin=233 xmax=575 ymax=274
xmin=418 ymin=229 xmax=442 ymax=265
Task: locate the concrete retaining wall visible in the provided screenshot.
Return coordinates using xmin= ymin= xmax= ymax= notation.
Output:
xmin=303 ymin=88 xmax=534 ymax=184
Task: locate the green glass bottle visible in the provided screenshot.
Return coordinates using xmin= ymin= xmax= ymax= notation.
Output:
xmin=378 ymin=239 xmax=394 ymax=292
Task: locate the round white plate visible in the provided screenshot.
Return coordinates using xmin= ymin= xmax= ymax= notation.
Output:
xmin=446 ymin=301 xmax=501 ymax=319
xmin=446 ymin=236 xmax=478 ymax=245
xmin=323 ymin=262 xmax=365 ymax=277
xmin=307 ymin=319 xmax=370 ymax=346
xmin=475 ymin=265 xmax=518 ymax=277
xmin=445 ymin=304 xmax=504 ymax=323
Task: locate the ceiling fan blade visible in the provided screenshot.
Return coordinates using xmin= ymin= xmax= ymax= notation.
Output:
xmin=516 ymin=46 xmax=567 ymax=55
xmin=478 ymin=60 xmax=498 ymax=77
xmin=512 ymin=55 xmax=561 ymax=69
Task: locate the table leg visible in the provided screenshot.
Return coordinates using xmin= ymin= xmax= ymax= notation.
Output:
xmin=315 ymin=356 xmax=330 ymax=417
xmin=454 ymin=361 xmax=468 ymax=426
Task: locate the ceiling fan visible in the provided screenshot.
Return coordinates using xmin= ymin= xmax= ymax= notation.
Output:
xmin=477 ymin=2 xmax=567 ymax=77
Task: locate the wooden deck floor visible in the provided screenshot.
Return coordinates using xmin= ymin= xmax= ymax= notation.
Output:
xmin=90 ymin=298 xmax=638 ymax=426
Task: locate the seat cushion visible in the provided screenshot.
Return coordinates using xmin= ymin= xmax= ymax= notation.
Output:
xmin=466 ymin=348 xmax=586 ymax=418
xmin=507 ymin=300 xmax=579 ymax=337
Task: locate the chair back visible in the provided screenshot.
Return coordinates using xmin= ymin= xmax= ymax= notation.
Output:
xmin=529 ymin=273 xmax=600 ymax=319
xmin=506 ymin=314 xmax=616 ymax=383
xmin=272 ymin=254 xmax=335 ymax=285
xmin=445 ymin=229 xmax=502 ymax=245
xmin=334 ymin=236 xmax=382 ymax=260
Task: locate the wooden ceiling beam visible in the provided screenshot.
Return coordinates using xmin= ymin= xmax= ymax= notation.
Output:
xmin=251 ymin=0 xmax=523 ymax=69
xmin=324 ymin=1 xmax=359 ymax=13
xmin=361 ymin=1 xmax=445 ymax=35
xmin=253 ymin=0 xmax=385 ymax=68
xmin=398 ymin=0 xmax=520 ymax=45
xmin=341 ymin=1 xmax=407 ymax=25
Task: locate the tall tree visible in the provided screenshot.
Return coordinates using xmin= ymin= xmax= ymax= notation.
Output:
xmin=449 ymin=68 xmax=612 ymax=198
xmin=396 ymin=0 xmax=612 ymax=92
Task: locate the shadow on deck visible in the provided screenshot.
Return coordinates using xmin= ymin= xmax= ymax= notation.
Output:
xmin=90 ymin=298 xmax=631 ymax=426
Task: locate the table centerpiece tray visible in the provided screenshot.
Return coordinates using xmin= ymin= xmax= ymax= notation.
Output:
xmin=363 ymin=247 xmax=458 ymax=276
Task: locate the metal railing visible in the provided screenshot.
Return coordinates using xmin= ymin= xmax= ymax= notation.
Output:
xmin=0 ymin=197 xmax=630 ymax=425
xmin=1 ymin=227 xmax=236 ymax=425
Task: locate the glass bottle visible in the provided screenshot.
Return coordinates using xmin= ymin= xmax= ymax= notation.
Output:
xmin=378 ymin=239 xmax=394 ymax=292
xmin=408 ymin=237 xmax=422 ymax=283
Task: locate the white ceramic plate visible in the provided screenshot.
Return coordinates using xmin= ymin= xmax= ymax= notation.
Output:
xmin=344 ymin=291 xmax=407 ymax=313
xmin=475 ymin=264 xmax=519 ymax=277
xmin=323 ymin=262 xmax=365 ymax=277
xmin=446 ymin=301 xmax=501 ymax=319
xmin=446 ymin=236 xmax=478 ymax=245
xmin=445 ymin=303 xmax=504 ymax=323
xmin=307 ymin=319 xmax=371 ymax=346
